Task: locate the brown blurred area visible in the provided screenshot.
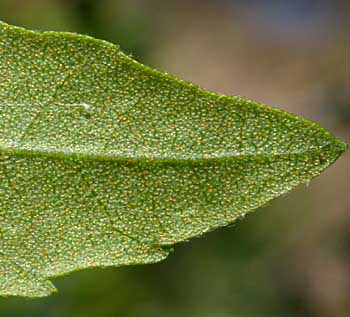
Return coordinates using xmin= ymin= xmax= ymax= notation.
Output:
xmin=0 ymin=1 xmax=349 ymax=316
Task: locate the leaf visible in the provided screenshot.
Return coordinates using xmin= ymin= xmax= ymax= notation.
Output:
xmin=0 ymin=21 xmax=346 ymax=298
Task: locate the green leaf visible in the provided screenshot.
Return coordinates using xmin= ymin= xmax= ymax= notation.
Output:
xmin=0 ymin=21 xmax=346 ymax=298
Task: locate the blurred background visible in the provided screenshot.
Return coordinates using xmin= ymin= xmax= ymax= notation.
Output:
xmin=0 ymin=0 xmax=349 ymax=316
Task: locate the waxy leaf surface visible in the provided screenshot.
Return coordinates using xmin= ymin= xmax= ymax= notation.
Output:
xmin=0 ymin=21 xmax=346 ymax=297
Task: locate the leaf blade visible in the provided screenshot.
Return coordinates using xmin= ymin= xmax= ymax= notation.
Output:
xmin=0 ymin=21 xmax=346 ymax=297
